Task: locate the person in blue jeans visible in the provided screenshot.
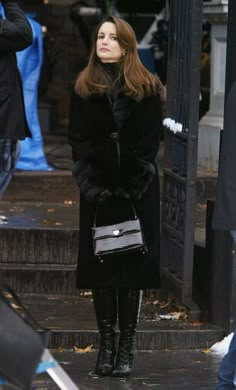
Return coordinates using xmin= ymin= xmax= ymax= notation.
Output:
xmin=216 ymin=229 xmax=236 ymax=388
xmin=0 ymin=139 xmax=20 ymax=198
xmin=217 ymin=325 xmax=236 ymax=388
xmin=0 ymin=0 xmax=32 ymax=221
xmin=0 ymin=140 xmax=20 ymax=224
xmin=216 ymin=230 xmax=236 ymax=388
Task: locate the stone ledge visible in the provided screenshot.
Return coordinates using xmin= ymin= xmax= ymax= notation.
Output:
xmin=18 ymin=294 xmax=225 ymax=350
xmin=48 ymin=328 xmax=225 ymax=350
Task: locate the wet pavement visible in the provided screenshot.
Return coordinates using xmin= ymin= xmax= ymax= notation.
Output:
xmin=44 ymin=349 xmax=221 ymax=390
xmin=3 ymin=349 xmax=222 ymax=389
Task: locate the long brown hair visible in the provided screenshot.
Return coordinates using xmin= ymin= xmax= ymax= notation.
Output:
xmin=75 ymin=16 xmax=163 ymax=101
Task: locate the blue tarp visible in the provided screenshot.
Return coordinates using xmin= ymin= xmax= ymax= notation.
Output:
xmin=16 ymin=16 xmax=52 ymax=170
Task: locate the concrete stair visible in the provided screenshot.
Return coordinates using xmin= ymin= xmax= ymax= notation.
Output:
xmin=0 ymin=172 xmax=79 ymax=294
xmin=21 ymin=293 xmax=225 ymax=351
xmin=0 ymin=201 xmax=79 ymax=294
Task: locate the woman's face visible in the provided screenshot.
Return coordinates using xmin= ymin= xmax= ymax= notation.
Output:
xmin=96 ymin=22 xmax=124 ymax=63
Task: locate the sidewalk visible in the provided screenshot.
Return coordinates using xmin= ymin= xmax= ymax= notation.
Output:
xmin=31 ymin=349 xmax=223 ymax=389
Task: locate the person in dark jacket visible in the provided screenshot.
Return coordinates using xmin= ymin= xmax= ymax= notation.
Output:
xmin=68 ymin=15 xmax=163 ymax=378
xmin=212 ymin=81 xmax=236 ymax=232
xmin=0 ymin=0 xmax=32 ymax=209
xmin=213 ymin=82 xmax=236 ymax=388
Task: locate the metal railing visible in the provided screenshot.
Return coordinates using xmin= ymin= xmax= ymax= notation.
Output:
xmin=161 ymin=0 xmax=203 ymax=309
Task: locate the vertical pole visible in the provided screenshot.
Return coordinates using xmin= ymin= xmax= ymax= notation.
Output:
xmin=223 ymin=0 xmax=236 ymax=332
xmin=183 ymin=0 xmax=203 ymax=304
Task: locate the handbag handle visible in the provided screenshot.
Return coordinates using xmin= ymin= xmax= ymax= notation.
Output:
xmin=93 ymin=199 xmax=138 ymax=228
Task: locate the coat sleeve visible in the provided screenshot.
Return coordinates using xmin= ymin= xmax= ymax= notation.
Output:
xmin=68 ymin=92 xmax=108 ymax=203
xmin=121 ymin=95 xmax=162 ymax=200
xmin=0 ymin=1 xmax=33 ymax=52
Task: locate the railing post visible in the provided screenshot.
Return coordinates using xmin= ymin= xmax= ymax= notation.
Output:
xmin=161 ymin=0 xmax=203 ymax=316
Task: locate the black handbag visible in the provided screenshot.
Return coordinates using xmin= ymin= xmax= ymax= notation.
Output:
xmin=92 ymin=199 xmax=147 ymax=261
xmin=0 ymin=286 xmax=49 ymax=390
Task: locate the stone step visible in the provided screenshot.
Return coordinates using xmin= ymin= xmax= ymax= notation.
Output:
xmin=48 ymin=325 xmax=224 ymax=351
xmin=0 ymin=201 xmax=79 ymax=293
xmin=21 ymin=294 xmax=225 ymax=351
xmin=0 ymin=201 xmax=79 ymax=266
xmin=2 ymin=171 xmax=78 ymax=204
xmin=1 ymin=269 xmax=77 ymax=294
xmin=4 ymin=168 xmax=217 ymax=207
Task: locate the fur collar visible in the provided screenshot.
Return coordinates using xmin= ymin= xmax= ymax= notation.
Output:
xmin=111 ymin=89 xmax=136 ymax=131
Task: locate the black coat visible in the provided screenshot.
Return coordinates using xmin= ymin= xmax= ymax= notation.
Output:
xmin=0 ymin=1 xmax=32 ymax=139
xmin=69 ymin=87 xmax=162 ymax=289
xmin=212 ymin=81 xmax=236 ymax=230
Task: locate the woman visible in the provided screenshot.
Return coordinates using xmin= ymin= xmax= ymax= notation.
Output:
xmin=68 ymin=15 xmax=163 ymax=378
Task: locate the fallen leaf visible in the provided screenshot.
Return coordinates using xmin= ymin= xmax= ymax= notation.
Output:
xmin=191 ymin=321 xmax=204 ymax=326
xmin=160 ymin=312 xmax=188 ymax=321
xmin=57 ymin=346 xmax=65 ymax=352
xmin=9 ymin=207 xmax=24 ymax=212
xmin=11 ymin=303 xmax=21 ymax=310
xmin=80 ymin=291 xmax=92 ymax=297
xmin=73 ymin=344 xmax=94 ymax=353
xmin=4 ymin=293 xmax=12 ymax=299
xmin=64 ymin=200 xmax=74 ymax=205
xmin=202 ymin=348 xmax=211 ymax=354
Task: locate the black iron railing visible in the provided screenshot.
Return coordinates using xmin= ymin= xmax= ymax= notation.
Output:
xmin=161 ymin=0 xmax=203 ymax=309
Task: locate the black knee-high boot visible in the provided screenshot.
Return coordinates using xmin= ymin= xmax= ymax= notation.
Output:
xmin=112 ymin=289 xmax=142 ymax=378
xmin=93 ymin=288 xmax=117 ymax=376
